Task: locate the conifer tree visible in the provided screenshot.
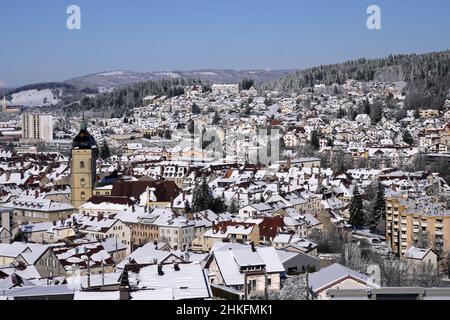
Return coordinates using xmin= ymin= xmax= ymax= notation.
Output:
xmin=100 ymin=139 xmax=111 ymax=160
xmin=349 ymin=185 xmax=365 ymax=228
xmin=310 ymin=130 xmax=320 ymax=150
xmin=184 ymin=200 xmax=191 ymax=214
xmin=192 ymin=177 xmax=210 ymax=212
xmin=370 ymin=183 xmax=387 ymax=233
xmin=403 ymin=130 xmax=414 ymax=145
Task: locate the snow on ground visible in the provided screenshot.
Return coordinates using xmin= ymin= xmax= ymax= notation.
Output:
xmin=10 ymin=89 xmax=60 ymax=107
xmin=98 ymin=71 xmax=127 ymax=76
xmin=155 ymin=72 xmax=181 ymax=78
xmin=193 ymin=71 xmax=218 ymax=76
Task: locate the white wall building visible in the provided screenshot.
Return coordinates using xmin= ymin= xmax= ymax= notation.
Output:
xmin=212 ymin=84 xmax=240 ymax=95
xmin=21 ymin=113 xmax=53 ymax=141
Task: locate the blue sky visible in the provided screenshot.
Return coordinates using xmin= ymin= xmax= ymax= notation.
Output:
xmin=1 ymin=0 xmax=450 ymax=86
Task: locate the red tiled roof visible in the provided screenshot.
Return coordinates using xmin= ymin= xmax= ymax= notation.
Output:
xmin=111 ymin=180 xmax=180 ymax=202
xmin=259 ymin=216 xmax=285 ymax=239
xmin=86 ymin=195 xmax=134 ymax=206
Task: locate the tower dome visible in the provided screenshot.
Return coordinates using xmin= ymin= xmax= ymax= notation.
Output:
xmin=72 ymin=118 xmax=98 ymax=150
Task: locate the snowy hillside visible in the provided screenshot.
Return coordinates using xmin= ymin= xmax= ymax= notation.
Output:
xmin=10 ymin=89 xmax=61 ymax=107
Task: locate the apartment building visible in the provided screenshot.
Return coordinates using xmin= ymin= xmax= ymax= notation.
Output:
xmin=386 ymin=191 xmax=450 ymax=257
xmin=419 ymin=109 xmax=440 ymax=118
xmin=211 ymin=84 xmax=240 ymax=95
xmin=21 ymin=113 xmax=53 ymax=141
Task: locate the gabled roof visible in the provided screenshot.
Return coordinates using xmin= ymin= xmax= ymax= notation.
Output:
xmin=309 ymin=263 xmax=376 ymax=293
xmin=0 ymin=242 xmax=50 ymax=265
xmin=211 ymin=243 xmax=285 ymax=286
xmin=404 ymin=246 xmax=433 ymax=261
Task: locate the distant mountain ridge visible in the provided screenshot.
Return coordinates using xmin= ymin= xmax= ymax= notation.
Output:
xmin=1 ymin=69 xmax=294 ymax=107
xmin=4 ymin=49 xmax=450 ymax=111
xmin=64 ymin=69 xmax=295 ymax=90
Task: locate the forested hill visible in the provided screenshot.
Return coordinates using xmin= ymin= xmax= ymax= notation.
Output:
xmin=265 ymin=50 xmax=450 ymax=110
xmin=62 ymin=77 xmax=203 ymax=117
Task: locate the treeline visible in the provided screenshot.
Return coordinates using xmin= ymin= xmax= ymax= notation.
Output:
xmin=63 ymin=77 xmax=204 ymax=117
xmin=6 ymin=82 xmax=80 ymax=96
xmin=265 ymin=50 xmax=450 ymax=110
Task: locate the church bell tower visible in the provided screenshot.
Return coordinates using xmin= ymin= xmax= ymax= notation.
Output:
xmin=70 ymin=118 xmax=98 ymax=208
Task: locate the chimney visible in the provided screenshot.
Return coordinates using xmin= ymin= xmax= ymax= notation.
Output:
xmin=35 ymin=190 xmax=39 ymax=199
xmin=251 ymin=241 xmax=256 ymax=252
xmin=184 ymin=252 xmax=190 ymax=262
xmin=182 ymin=191 xmax=186 ymax=201
xmin=20 ymin=171 xmax=24 ymax=180
xmin=157 ymin=264 xmax=164 ymax=276
xmin=174 ymin=263 xmax=180 ymax=271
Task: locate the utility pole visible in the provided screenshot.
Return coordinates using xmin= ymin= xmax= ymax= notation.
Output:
xmin=244 ymin=273 xmax=248 ymax=300
xmin=101 ymin=260 xmax=105 ymax=290
xmin=264 ymin=271 xmax=269 ymax=300
xmin=115 ymin=235 xmax=118 ymax=268
xmin=87 ymin=255 xmax=91 ymax=290
xmin=306 ymin=267 xmax=310 ymax=301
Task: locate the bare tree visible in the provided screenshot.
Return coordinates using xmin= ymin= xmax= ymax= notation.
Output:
xmin=410 ymin=261 xmax=444 ymax=287
xmin=269 ymin=274 xmax=308 ymax=300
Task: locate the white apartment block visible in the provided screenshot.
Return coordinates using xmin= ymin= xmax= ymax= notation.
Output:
xmin=21 ymin=113 xmax=54 ymax=141
xmin=212 ymin=84 xmax=240 ymax=95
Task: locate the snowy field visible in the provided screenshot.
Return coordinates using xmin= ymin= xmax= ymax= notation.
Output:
xmin=10 ymin=89 xmax=60 ymax=107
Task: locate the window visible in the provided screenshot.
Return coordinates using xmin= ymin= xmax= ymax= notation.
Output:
xmin=81 ymin=191 xmax=86 ymax=200
xmin=248 ymin=280 xmax=257 ymax=292
xmin=80 ymin=178 xmax=86 ymax=187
